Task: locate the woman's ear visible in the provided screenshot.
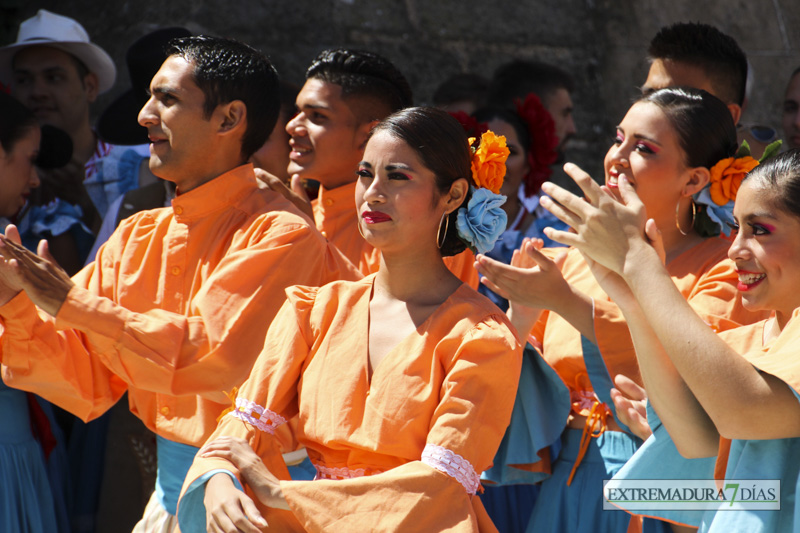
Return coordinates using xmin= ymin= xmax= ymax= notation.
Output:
xmin=445 ymin=178 xmax=469 ymax=213
xmin=683 ymin=166 xmax=710 ymax=197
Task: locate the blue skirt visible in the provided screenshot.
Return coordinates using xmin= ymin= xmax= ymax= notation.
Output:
xmin=0 ymin=384 xmax=59 ymax=533
xmin=527 ymin=429 xmax=640 ymax=533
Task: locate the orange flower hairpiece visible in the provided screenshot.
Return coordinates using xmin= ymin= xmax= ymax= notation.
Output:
xmin=468 ymin=130 xmax=509 ymax=194
xmin=708 ymin=155 xmax=759 ymax=206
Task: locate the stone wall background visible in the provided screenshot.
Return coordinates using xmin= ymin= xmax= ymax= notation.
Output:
xmin=3 ymin=0 xmax=799 ymax=181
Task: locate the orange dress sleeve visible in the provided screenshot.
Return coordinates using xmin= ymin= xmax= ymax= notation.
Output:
xmin=178 ymin=284 xmax=319 ymax=531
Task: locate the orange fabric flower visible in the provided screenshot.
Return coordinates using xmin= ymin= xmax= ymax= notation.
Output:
xmin=216 ymin=386 xmax=238 ymax=422
xmin=470 ymin=131 xmax=509 ymax=194
xmin=708 ymin=156 xmax=759 ymax=206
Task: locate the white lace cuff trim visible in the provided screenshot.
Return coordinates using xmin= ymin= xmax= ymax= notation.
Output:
xmin=314 ymin=464 xmax=368 ymax=480
xmin=230 ymin=398 xmax=286 ymax=435
xmin=421 ymin=443 xmax=480 ymax=495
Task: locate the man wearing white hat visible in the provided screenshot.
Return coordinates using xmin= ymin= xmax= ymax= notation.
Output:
xmin=0 ymin=10 xmax=146 ymax=273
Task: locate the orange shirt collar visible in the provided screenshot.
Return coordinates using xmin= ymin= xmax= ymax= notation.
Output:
xmin=315 ymin=181 xmax=357 ymax=216
xmin=171 ymin=163 xmax=256 ymax=220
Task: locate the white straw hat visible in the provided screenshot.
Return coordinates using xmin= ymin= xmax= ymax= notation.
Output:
xmin=0 ymin=9 xmax=116 ymax=93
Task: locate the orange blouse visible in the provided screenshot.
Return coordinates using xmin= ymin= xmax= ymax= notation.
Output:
xmin=313 ymin=181 xmax=480 ymax=287
xmin=0 ymin=164 xmax=360 ymax=448
xmin=179 ymin=276 xmax=522 ymax=532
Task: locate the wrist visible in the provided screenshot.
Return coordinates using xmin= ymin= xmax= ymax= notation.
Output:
xmin=508 ymin=305 xmax=541 ymax=341
xmin=620 ymin=240 xmax=662 ymax=283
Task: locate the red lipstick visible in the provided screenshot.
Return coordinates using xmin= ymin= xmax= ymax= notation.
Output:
xmin=361 ymin=211 xmax=392 ymax=224
xmin=735 ymin=269 xmax=766 ymax=292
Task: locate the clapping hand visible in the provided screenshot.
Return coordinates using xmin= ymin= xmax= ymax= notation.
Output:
xmin=610 ymin=374 xmax=652 ymax=441
xmin=0 ymin=224 xmax=73 ymax=315
xmin=539 ymin=163 xmax=650 ymax=277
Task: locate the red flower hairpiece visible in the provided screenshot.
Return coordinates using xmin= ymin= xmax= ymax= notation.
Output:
xmin=448 ymin=110 xmax=489 ymax=140
xmin=515 ymin=93 xmax=559 ymax=196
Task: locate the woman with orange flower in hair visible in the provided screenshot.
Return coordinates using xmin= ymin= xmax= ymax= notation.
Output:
xmin=477 ymin=87 xmax=772 ymax=533
xmin=471 ymin=95 xmax=570 ymax=312
xmin=176 ymin=107 xmax=522 ymax=533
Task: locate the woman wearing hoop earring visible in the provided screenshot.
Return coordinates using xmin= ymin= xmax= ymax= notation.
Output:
xmin=177 ymin=107 xmax=522 ymax=532
xmin=476 ymin=87 xmax=772 ymax=533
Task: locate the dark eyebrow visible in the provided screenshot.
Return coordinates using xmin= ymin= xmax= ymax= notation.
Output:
xmin=152 ymin=86 xmax=179 ymax=98
xmin=358 ymin=161 xmax=372 ymax=168
xmin=385 ymin=163 xmax=414 ymax=171
xmin=614 ymin=126 xmax=662 ymax=146
xmin=299 ymin=103 xmax=331 ymax=111
xmin=740 ymin=211 xmax=778 ymax=222
xmin=633 ymin=134 xmax=662 ymax=146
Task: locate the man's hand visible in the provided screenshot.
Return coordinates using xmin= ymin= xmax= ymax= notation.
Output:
xmin=0 ymin=225 xmax=74 ymax=316
xmin=255 ymin=169 xmax=314 ymax=222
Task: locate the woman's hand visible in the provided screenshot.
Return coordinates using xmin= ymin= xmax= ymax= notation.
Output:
xmin=610 ymin=375 xmax=652 ymax=441
xmin=204 ymin=473 xmax=268 ymax=533
xmin=200 ymin=436 xmax=290 ymax=511
xmin=477 ymin=238 xmax=569 ymax=313
xmin=539 ymin=163 xmax=651 ymax=277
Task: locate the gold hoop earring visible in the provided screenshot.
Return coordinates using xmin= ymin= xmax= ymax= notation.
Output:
xmin=437 ymin=211 xmax=449 ymax=249
xmin=357 ymin=221 xmax=367 ymax=240
xmin=675 ymin=200 xmax=696 ymax=236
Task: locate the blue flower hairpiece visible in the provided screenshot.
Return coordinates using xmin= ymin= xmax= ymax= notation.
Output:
xmin=456 ymin=187 xmax=508 ymax=254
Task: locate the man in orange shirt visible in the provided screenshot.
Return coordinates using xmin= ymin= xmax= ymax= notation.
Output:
xmin=0 ymin=35 xmax=357 ymax=531
xmin=280 ymin=48 xmax=478 ymax=285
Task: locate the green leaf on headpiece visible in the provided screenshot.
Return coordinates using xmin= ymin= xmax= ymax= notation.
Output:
xmin=694 ymin=204 xmax=722 ymax=239
xmin=758 ymin=139 xmax=783 ymax=163
xmin=735 ymin=140 xmax=751 ymax=159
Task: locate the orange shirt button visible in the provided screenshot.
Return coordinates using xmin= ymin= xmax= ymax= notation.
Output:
xmin=174 ymin=206 xmax=183 ymax=215
xmin=160 ymin=406 xmax=170 ymax=416
xmin=320 ymin=231 xmax=328 ymax=238
xmin=171 ymin=266 xmax=181 ymax=275
xmin=324 ymin=198 xmax=334 ymax=207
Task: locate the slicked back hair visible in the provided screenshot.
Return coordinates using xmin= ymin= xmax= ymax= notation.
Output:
xmin=306 ymin=48 xmax=413 ymax=121
xmin=166 ymin=35 xmax=280 ymax=160
xmin=648 ymin=23 xmax=748 ymax=107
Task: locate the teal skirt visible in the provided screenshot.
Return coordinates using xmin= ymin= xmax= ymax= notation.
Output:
xmin=0 ymin=383 xmax=59 ymax=533
xmin=526 ymin=429 xmax=640 ymax=533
